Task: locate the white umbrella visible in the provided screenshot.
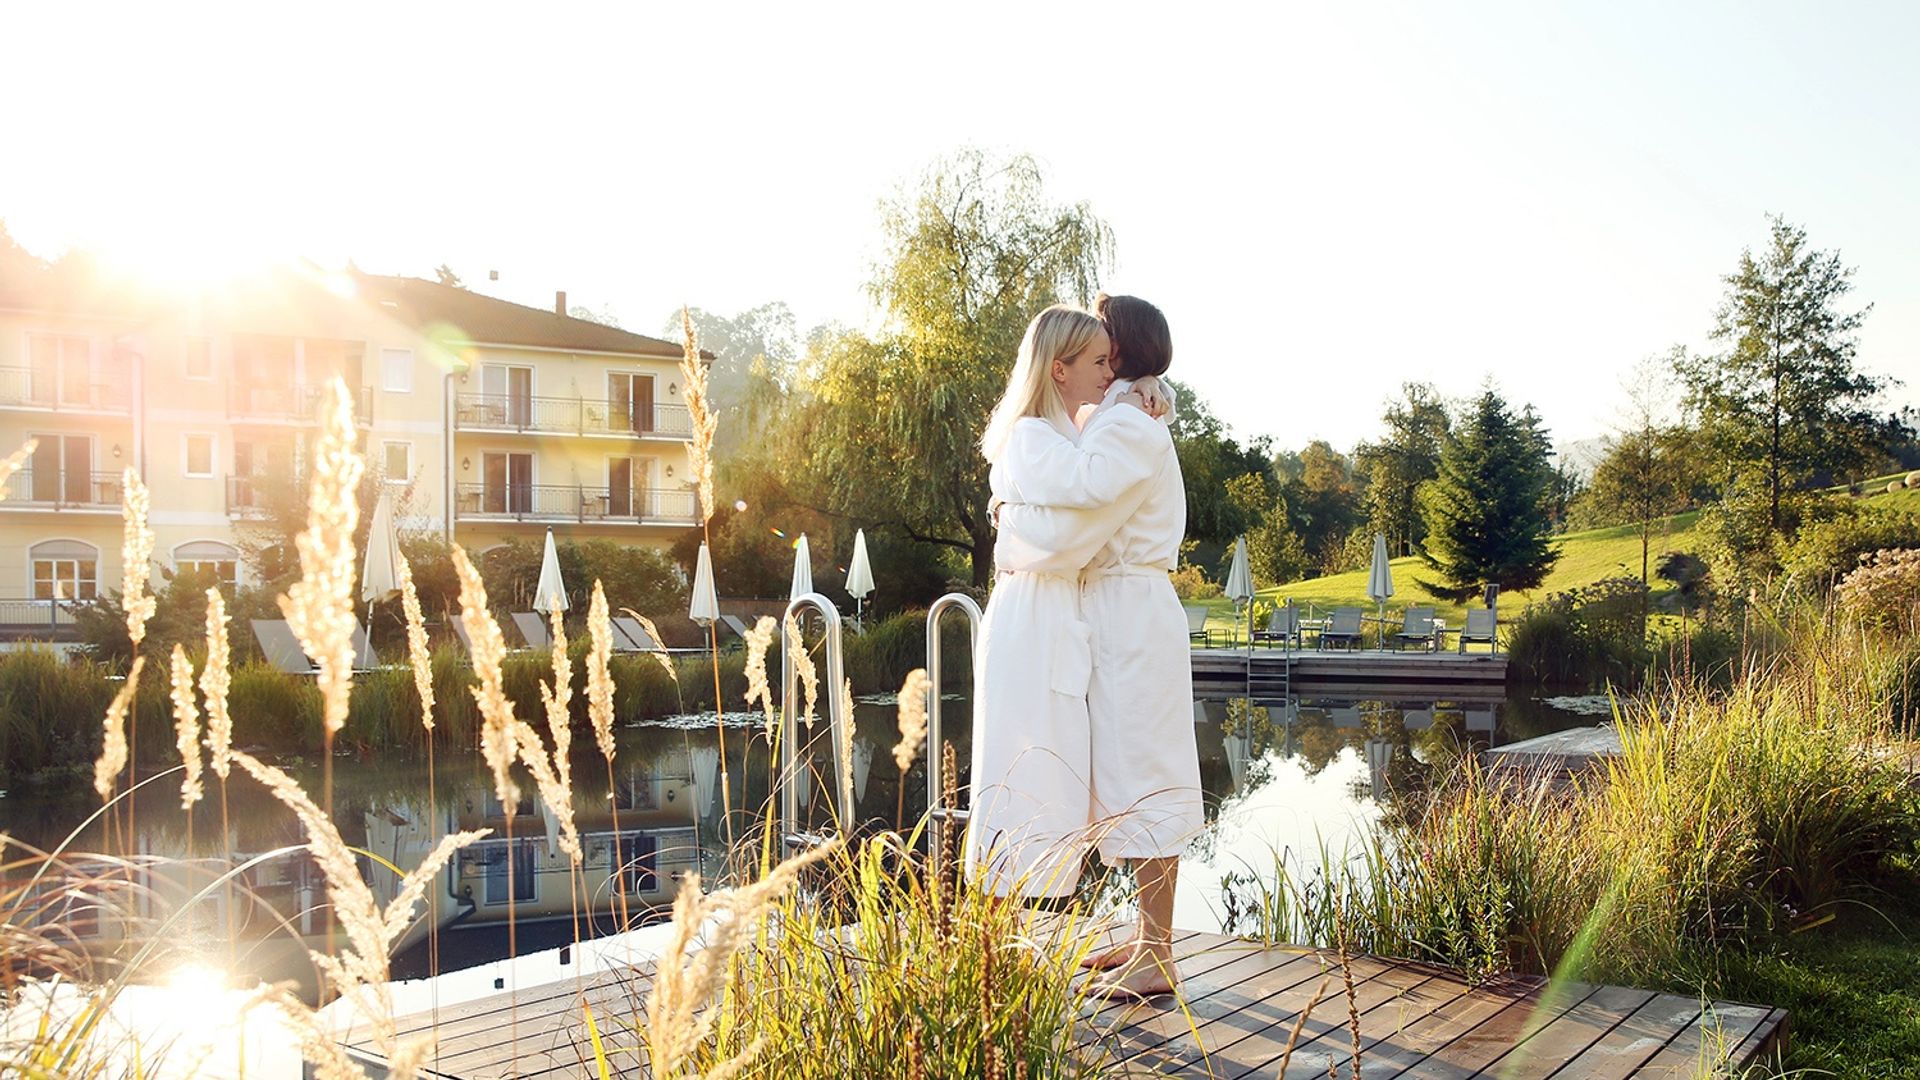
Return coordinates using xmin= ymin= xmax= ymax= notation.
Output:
xmin=360 ymin=490 xmax=402 ymax=607
xmin=1367 ymin=533 xmax=1394 ymax=649
xmin=845 ymin=529 xmax=875 ymax=625
xmin=1225 ymin=535 xmax=1253 ymax=647
xmin=689 ymin=541 xmax=720 ymax=627
xmin=789 ymin=533 xmax=813 ymax=600
xmin=534 ymin=528 xmax=569 ymax=614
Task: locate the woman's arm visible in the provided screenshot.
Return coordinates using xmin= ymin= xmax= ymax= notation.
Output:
xmin=1003 ymin=409 xmax=1171 ymax=510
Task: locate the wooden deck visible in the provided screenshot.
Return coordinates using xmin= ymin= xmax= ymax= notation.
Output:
xmin=1191 ymin=647 xmax=1509 ymax=702
xmin=341 ymin=927 xmax=1784 ymax=1078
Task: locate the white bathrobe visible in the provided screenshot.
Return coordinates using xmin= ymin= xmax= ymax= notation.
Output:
xmin=999 ymin=379 xmax=1203 ymax=861
xmin=965 ymin=409 xmax=1166 ymax=898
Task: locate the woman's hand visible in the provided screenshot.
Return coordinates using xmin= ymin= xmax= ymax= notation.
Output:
xmin=1134 ymin=376 xmax=1170 ymax=419
xmin=1118 ymin=385 xmax=1171 ymax=420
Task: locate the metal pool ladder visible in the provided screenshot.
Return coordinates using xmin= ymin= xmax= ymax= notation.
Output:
xmin=924 ymin=592 xmax=982 ymax=831
xmin=779 ymin=592 xmax=855 ymax=851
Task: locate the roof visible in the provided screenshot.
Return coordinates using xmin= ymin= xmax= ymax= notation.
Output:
xmin=349 ymin=274 xmax=698 ymax=359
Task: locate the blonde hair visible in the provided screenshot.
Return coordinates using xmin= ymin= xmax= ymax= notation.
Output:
xmin=980 ymin=304 xmax=1104 ymax=461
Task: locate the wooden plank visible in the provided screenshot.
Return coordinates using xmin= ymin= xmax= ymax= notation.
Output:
xmin=1237 ymin=963 xmax=1468 ymax=1078
xmin=1467 ymin=984 xmax=1658 ymax=1079
xmin=1537 ymin=992 xmax=1706 ymax=1080
xmin=1630 ymin=1002 xmax=1780 ymax=1078
xmin=1400 ymin=980 xmax=1606 ymax=1078
xmin=1081 ymin=947 xmax=1329 ymax=1062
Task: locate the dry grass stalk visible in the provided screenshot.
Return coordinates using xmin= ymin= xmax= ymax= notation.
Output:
xmin=119 ymin=467 xmax=156 ymax=650
xmin=980 ymin=917 xmax=1003 ymax=1080
xmin=586 ymin=582 xmax=616 ymax=762
xmin=0 ymin=437 xmax=36 ymax=499
xmin=233 ymin=750 xmax=487 ymax=1048
xmin=1338 ymin=899 xmax=1363 ymax=1075
xmin=740 ymin=615 xmax=778 ymax=737
xmin=92 ymin=656 xmax=145 ymax=801
xmin=396 ymin=554 xmax=434 ymax=730
xmin=200 ymin=587 xmax=232 ymax=779
xmin=678 ymin=307 xmax=718 ymax=523
xmin=169 ymin=644 xmax=203 ymax=810
xmin=892 ymin=668 xmax=932 ymax=772
xmin=619 ymin=607 xmax=678 ymax=682
xmin=1276 ymin=973 xmax=1332 ymax=1077
xmin=278 ymin=379 xmax=364 ymax=737
xmin=784 ymin=614 xmax=818 ymax=729
xmin=452 ymin=545 xmax=520 ymax=808
xmin=837 ymin=676 xmax=855 ymax=779
xmin=645 ymin=838 xmax=841 ymax=1075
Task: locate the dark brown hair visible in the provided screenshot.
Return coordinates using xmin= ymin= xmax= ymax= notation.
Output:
xmin=1094 ymin=292 xmax=1172 ymax=380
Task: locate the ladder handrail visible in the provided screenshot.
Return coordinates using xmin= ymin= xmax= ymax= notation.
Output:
xmin=924 ymin=592 xmax=983 ymax=823
xmin=780 ymin=593 xmax=854 ymax=849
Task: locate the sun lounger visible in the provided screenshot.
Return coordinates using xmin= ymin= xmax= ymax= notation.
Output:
xmin=610 ymin=615 xmax=665 ymax=653
xmin=1252 ymin=602 xmax=1302 ymax=649
xmin=511 ymin=611 xmax=551 ymax=650
xmin=1183 ymin=604 xmax=1213 ymax=646
xmin=720 ymin=614 xmax=752 ymax=640
xmin=1393 ymin=606 xmax=1438 ymax=651
xmin=1319 ymin=607 xmax=1364 ymax=651
xmin=1456 ymin=607 xmax=1498 ymax=653
xmin=252 ymin=619 xmax=378 ymax=674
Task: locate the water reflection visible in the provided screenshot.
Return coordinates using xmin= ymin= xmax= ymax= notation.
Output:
xmin=1 ymin=686 xmax=1600 ymax=987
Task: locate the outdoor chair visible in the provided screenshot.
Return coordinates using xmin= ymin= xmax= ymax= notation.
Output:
xmin=511 ymin=611 xmax=552 ymax=651
xmin=1319 ymin=607 xmax=1364 ymax=651
xmin=720 ymin=614 xmax=753 ymax=641
xmin=1393 ymin=606 xmax=1439 ymax=651
xmin=1457 ymin=607 xmax=1498 ymax=653
xmin=610 ymin=615 xmax=666 ymax=654
xmin=1184 ymin=604 xmax=1213 ymax=646
xmin=1252 ymin=603 xmax=1303 ymax=649
xmin=251 ymin=619 xmax=378 ymax=674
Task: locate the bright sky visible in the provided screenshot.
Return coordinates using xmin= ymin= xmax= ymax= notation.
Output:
xmin=5 ymin=2 xmax=1916 ymax=451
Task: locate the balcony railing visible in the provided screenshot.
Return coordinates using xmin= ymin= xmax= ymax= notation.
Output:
xmin=1 ymin=469 xmax=123 ymax=510
xmin=0 ymin=366 xmax=132 ymax=413
xmin=228 ymin=383 xmax=374 ymax=426
xmin=453 ymin=394 xmax=692 ymax=439
xmin=454 ymin=483 xmax=697 ymax=525
xmin=225 ymin=474 xmax=285 ymax=518
xmin=0 ymin=598 xmax=80 ymax=635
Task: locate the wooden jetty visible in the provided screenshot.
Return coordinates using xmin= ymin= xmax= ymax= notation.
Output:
xmin=1191 ymin=647 xmax=1508 ymax=702
xmin=340 ymin=925 xmax=1784 ymax=1078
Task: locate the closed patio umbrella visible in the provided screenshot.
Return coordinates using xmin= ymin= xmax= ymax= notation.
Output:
xmin=534 ymin=528 xmax=569 ymax=614
xmin=789 ymin=533 xmax=813 ymax=600
xmin=360 ymin=489 xmax=402 ymax=609
xmin=1225 ymin=536 xmax=1254 ymax=697
xmin=1366 ymin=533 xmax=1394 ymax=650
xmin=689 ymin=541 xmax=720 ymax=627
xmin=845 ymin=528 xmax=874 ymax=626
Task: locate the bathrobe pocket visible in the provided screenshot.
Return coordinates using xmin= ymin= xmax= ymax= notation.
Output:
xmin=1050 ymin=618 xmax=1094 ymax=698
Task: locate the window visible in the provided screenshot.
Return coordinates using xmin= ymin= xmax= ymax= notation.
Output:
xmin=380 ymin=347 xmax=413 ymax=393
xmin=382 ymin=441 xmax=411 ymax=483
xmin=608 ymin=372 xmax=655 ymax=434
xmin=482 ymin=838 xmax=538 ymax=905
xmin=183 ymin=434 xmax=214 ymax=477
xmin=482 ymin=452 xmax=533 ymax=514
xmin=184 ymin=337 xmax=212 ymax=380
xmin=174 ymin=541 xmax=240 ymax=591
xmin=27 ymin=334 xmax=91 ymax=406
xmin=27 ymin=435 xmax=96 ymax=504
xmin=31 ymin=540 xmax=99 ymax=601
xmin=617 ymin=834 xmax=659 ymax=895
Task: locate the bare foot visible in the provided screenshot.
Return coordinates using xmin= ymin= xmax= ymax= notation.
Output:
xmin=1086 ymin=944 xmax=1178 ymax=999
xmin=1078 ymin=940 xmax=1141 ymax=972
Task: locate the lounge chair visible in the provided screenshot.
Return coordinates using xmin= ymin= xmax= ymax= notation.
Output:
xmin=1319 ymin=607 xmax=1364 ymax=651
xmin=1184 ymin=604 xmax=1213 ymax=646
xmin=1252 ymin=602 xmax=1302 ymax=649
xmin=1457 ymin=608 xmax=1498 ymax=653
xmin=1393 ymin=606 xmax=1438 ymax=651
xmin=610 ymin=615 xmax=666 ymax=654
xmin=252 ymin=619 xmax=377 ymax=674
xmin=511 ymin=611 xmax=551 ymax=650
xmin=720 ymin=614 xmax=753 ymax=641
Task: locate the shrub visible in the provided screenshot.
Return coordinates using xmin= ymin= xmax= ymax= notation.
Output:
xmin=0 ymin=650 xmax=117 ymax=784
xmin=1505 ymin=578 xmax=1651 ymax=689
xmin=1836 ymin=548 xmax=1920 ymax=634
xmin=1780 ymin=504 xmax=1920 ymax=590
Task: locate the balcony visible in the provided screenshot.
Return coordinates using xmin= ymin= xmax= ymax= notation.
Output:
xmin=1 ymin=470 xmax=123 ymax=511
xmin=225 ymin=474 xmax=286 ymax=519
xmin=453 ymin=394 xmax=692 ymax=440
xmin=0 ymin=598 xmax=80 ymax=640
xmin=454 ymin=483 xmax=697 ymax=526
xmin=0 ymin=366 xmax=132 ymax=414
xmin=228 ymin=383 xmax=374 ymax=427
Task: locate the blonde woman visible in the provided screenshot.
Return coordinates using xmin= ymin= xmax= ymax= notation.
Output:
xmin=997 ymin=293 xmax=1200 ymax=998
xmin=965 ymin=304 xmax=1166 ymax=902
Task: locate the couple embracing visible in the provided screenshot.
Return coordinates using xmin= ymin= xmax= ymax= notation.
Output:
xmin=965 ymin=294 xmax=1202 ymax=999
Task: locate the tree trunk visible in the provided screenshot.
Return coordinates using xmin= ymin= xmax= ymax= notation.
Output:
xmin=967 ymin=511 xmax=994 ymax=590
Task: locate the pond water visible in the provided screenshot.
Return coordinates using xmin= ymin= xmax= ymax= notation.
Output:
xmin=0 ymin=683 xmax=1603 ymax=991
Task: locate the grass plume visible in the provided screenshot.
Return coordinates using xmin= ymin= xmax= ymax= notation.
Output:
xmin=785 ymin=614 xmax=819 ymax=729
xmin=278 ymin=378 xmax=364 ymax=738
xmin=169 ymin=644 xmax=203 ymax=811
xmin=453 ymin=544 xmax=519 ymax=808
xmin=119 ymin=467 xmax=156 ymax=652
xmin=587 ymin=582 xmax=616 ymax=761
xmin=741 ymin=615 xmax=778 ymax=737
xmin=199 ymin=588 xmax=232 ymax=780
xmin=892 ymin=667 xmax=931 ymax=772
xmin=396 ymin=553 xmax=435 ymax=730
xmin=0 ymin=437 xmax=36 ymax=499
xmin=678 ymin=306 xmax=718 ymax=523
xmin=92 ymin=656 xmax=144 ymax=801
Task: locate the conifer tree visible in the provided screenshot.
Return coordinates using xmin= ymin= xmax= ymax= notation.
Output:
xmin=1416 ymin=386 xmax=1560 ymax=601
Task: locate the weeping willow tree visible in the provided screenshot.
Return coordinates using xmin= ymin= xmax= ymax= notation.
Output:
xmin=786 ymin=150 xmax=1113 ymax=587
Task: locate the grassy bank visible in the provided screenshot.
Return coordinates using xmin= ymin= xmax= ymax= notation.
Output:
xmin=0 ymin=607 xmax=948 ymax=787
xmin=1219 ymin=613 xmax=1920 ymax=1076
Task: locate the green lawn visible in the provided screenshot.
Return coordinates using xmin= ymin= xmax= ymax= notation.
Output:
xmin=1191 ymin=479 xmax=1916 ymax=643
